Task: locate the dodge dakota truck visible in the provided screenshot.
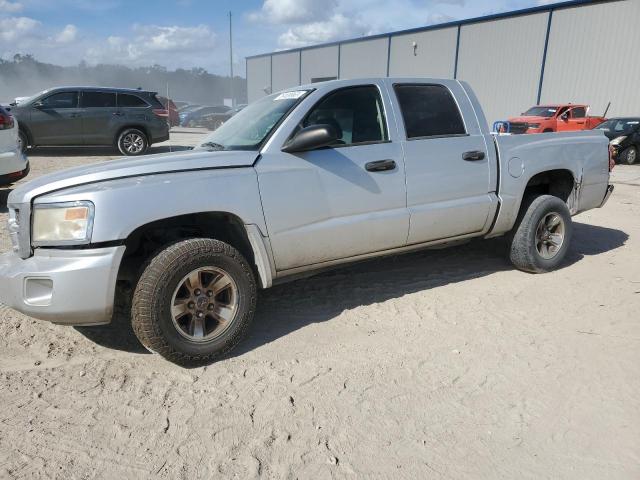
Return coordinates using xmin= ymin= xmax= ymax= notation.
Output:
xmin=507 ymin=104 xmax=606 ymax=134
xmin=0 ymin=78 xmax=614 ymax=365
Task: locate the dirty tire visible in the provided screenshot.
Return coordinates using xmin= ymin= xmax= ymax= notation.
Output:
xmin=508 ymin=195 xmax=573 ymax=273
xmin=132 ymin=238 xmax=257 ymax=366
xmin=620 ymin=146 xmax=637 ymax=165
xmin=117 ymin=128 xmax=148 ymax=156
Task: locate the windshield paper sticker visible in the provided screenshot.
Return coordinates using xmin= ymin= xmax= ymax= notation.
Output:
xmin=275 ymin=91 xmax=306 ymax=101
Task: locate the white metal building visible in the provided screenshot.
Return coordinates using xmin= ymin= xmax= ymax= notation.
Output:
xmin=246 ymin=0 xmax=640 ymax=124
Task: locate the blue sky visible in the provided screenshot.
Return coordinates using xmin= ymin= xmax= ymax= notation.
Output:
xmin=0 ymin=0 xmax=566 ymax=76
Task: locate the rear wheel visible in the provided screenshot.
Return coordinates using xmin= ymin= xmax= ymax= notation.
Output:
xmin=17 ymin=130 xmax=28 ymax=153
xmin=508 ymin=195 xmax=572 ymax=273
xmin=620 ymin=146 xmax=637 ymax=165
xmin=117 ymin=128 xmax=148 ymax=156
xmin=131 ymin=238 xmax=257 ymax=365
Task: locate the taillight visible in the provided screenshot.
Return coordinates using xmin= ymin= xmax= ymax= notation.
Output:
xmin=608 ymin=144 xmax=615 ymax=171
xmin=0 ymin=111 xmax=15 ymax=130
xmin=152 ymin=109 xmax=169 ymax=118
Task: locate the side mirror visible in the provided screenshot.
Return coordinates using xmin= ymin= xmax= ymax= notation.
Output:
xmin=560 ymin=112 xmax=569 ymax=121
xmin=33 ymin=101 xmax=44 ymax=108
xmin=282 ymin=124 xmax=339 ymax=153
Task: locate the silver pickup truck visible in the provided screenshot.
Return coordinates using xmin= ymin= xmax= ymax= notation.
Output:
xmin=0 ymin=78 xmax=613 ymax=364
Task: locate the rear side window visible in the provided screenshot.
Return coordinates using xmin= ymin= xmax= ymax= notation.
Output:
xmin=394 ymin=84 xmax=466 ymax=139
xmin=302 ymin=86 xmax=388 ymax=146
xmin=572 ymin=107 xmax=586 ymax=118
xmin=41 ymin=91 xmax=78 ymax=109
xmin=82 ymin=91 xmax=116 ymax=108
xmin=118 ymin=94 xmax=148 ymax=107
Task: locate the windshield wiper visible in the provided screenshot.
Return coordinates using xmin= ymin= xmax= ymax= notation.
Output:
xmin=200 ymin=141 xmax=226 ymax=151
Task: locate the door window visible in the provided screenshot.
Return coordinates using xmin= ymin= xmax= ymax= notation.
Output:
xmin=571 ymin=107 xmax=586 ymax=118
xmin=81 ymin=91 xmax=117 ymax=108
xmin=301 ymin=86 xmax=388 ymax=146
xmin=394 ymin=84 xmax=465 ymax=139
xmin=40 ymin=91 xmax=78 ymax=109
xmin=118 ymin=94 xmax=148 ymax=107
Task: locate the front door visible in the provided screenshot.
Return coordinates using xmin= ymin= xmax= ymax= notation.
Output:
xmin=29 ymin=90 xmax=82 ymax=145
xmin=256 ymin=84 xmax=409 ymax=271
xmin=392 ymin=83 xmax=494 ymax=244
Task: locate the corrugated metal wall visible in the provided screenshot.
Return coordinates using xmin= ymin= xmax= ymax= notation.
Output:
xmin=388 ymin=27 xmax=458 ymax=78
xmin=301 ymin=45 xmax=340 ymax=84
xmin=540 ymin=0 xmax=640 ymax=117
xmin=271 ymin=52 xmax=300 ymax=93
xmin=339 ymin=38 xmax=389 ymax=79
xmin=246 ymin=55 xmax=271 ymax=104
xmin=457 ymin=13 xmax=549 ymax=124
xmin=246 ymin=0 xmax=639 ymax=122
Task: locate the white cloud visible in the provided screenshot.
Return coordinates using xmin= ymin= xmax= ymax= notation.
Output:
xmin=0 ymin=0 xmax=22 ymax=13
xmin=86 ymin=24 xmax=216 ymax=67
xmin=251 ymin=0 xmax=468 ymax=49
xmin=55 ymin=24 xmax=77 ymax=43
xmin=250 ymin=0 xmax=338 ymax=24
xmin=0 ymin=16 xmax=40 ymax=41
xmin=278 ymin=13 xmax=371 ymax=48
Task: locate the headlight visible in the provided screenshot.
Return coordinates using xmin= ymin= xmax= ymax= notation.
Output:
xmin=527 ymin=123 xmax=541 ymax=129
xmin=32 ymin=201 xmax=94 ymax=246
xmin=610 ymin=136 xmax=627 ymax=146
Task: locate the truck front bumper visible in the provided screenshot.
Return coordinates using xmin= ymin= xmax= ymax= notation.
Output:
xmin=0 ymin=246 xmax=125 ymax=326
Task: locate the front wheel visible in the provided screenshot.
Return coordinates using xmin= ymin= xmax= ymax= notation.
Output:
xmin=620 ymin=146 xmax=637 ymax=165
xmin=508 ymin=195 xmax=573 ymax=273
xmin=117 ymin=128 xmax=148 ymax=156
xmin=132 ymin=239 xmax=257 ymax=365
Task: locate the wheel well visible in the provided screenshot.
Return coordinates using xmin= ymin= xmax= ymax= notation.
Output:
xmin=115 ymin=125 xmax=151 ymax=146
xmin=19 ymin=125 xmax=33 ymax=145
xmin=116 ymin=212 xmax=257 ymax=288
xmin=523 ymin=169 xmax=575 ymax=203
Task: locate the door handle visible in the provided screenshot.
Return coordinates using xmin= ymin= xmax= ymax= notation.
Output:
xmin=462 ymin=150 xmax=485 ymax=161
xmin=112 ymin=112 xmax=124 ymax=116
xmin=365 ymin=159 xmax=396 ymax=172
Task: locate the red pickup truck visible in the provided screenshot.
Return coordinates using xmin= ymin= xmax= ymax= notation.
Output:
xmin=507 ymin=104 xmax=606 ymax=134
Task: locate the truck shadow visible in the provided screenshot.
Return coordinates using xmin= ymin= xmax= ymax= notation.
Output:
xmin=74 ymin=222 xmax=628 ymax=362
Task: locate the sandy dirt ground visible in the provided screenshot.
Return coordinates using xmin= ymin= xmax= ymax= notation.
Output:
xmin=0 ymin=130 xmax=639 ymax=479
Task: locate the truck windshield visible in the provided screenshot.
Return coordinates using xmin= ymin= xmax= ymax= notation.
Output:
xmin=523 ymin=106 xmax=559 ymax=117
xmin=196 ymin=90 xmax=311 ymax=151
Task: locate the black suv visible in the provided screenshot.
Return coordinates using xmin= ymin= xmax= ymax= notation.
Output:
xmin=11 ymin=87 xmax=170 ymax=156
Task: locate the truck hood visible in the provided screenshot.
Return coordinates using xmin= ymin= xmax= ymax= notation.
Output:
xmin=8 ymin=149 xmax=259 ymax=205
xmin=507 ymin=116 xmax=549 ymax=123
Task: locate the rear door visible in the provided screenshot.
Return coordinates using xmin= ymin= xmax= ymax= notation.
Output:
xmin=117 ymin=92 xmax=151 ymax=126
xmin=391 ymin=82 xmax=494 ymax=244
xmin=29 ymin=91 xmax=82 ymax=145
xmin=559 ymin=106 xmax=588 ymax=131
xmin=80 ymin=90 xmax=118 ymax=145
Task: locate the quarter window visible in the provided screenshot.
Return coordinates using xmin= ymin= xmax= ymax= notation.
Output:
xmin=118 ymin=94 xmax=148 ymax=107
xmin=394 ymin=84 xmax=465 ymax=138
xmin=40 ymin=91 xmax=78 ymax=109
xmin=302 ymin=86 xmax=388 ymax=146
xmin=82 ymin=91 xmax=117 ymax=108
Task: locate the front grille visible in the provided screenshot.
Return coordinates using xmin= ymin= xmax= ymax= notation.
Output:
xmin=509 ymin=122 xmax=529 ymax=134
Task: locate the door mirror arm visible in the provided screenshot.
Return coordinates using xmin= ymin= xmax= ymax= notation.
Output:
xmin=281 ymin=124 xmax=340 ymax=153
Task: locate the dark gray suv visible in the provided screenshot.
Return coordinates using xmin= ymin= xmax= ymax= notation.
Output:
xmin=12 ymin=87 xmax=170 ymax=156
